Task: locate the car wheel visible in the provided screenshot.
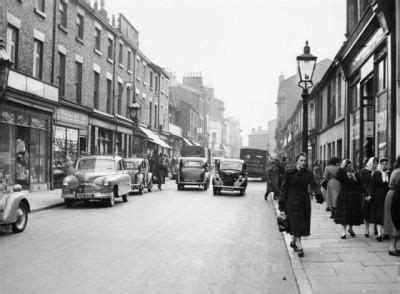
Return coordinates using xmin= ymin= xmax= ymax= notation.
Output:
xmin=12 ymin=202 xmax=29 ymax=233
xmin=64 ymin=199 xmax=74 ymax=207
xmin=122 ymin=194 xmax=128 ymax=202
xmin=204 ymin=184 xmax=208 ymax=191
xmin=239 ymin=189 xmax=244 ymax=196
xmin=139 ymin=182 xmax=144 ymax=195
xmin=213 ymin=188 xmax=217 ymax=195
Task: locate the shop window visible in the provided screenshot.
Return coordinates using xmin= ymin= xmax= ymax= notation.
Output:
xmin=0 ymin=123 xmax=16 ymax=185
xmin=376 ymin=93 xmax=388 ymax=158
xmin=377 ymin=58 xmax=387 ymax=93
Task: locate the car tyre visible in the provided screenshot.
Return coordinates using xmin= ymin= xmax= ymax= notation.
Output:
xmin=239 ymin=189 xmax=244 ymax=196
xmin=139 ymin=182 xmax=144 ymax=195
xmin=64 ymin=199 xmax=74 ymax=207
xmin=12 ymin=201 xmax=29 ymax=233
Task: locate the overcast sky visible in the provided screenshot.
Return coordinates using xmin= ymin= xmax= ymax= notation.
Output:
xmin=105 ymin=0 xmax=346 ymax=144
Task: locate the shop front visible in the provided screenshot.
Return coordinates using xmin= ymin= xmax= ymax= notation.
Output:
xmin=342 ymin=15 xmax=392 ymax=168
xmin=0 ymin=104 xmax=51 ymax=191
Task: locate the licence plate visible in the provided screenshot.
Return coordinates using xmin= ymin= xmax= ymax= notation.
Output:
xmin=75 ymin=193 xmax=94 ymax=199
xmin=224 ymin=187 xmax=235 ymax=191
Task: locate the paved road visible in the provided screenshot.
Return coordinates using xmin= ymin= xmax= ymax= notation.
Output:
xmin=0 ymin=180 xmax=298 ymax=294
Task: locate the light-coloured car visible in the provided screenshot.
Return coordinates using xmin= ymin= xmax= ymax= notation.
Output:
xmin=62 ymin=155 xmax=132 ymax=207
xmin=212 ymin=159 xmax=247 ymax=196
xmin=125 ymin=158 xmax=153 ymax=194
xmin=176 ymin=157 xmax=210 ymax=191
xmin=0 ymin=180 xmax=30 ymax=233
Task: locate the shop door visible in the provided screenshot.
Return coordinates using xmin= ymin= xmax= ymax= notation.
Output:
xmin=15 ymin=126 xmax=30 ymax=189
xmin=360 ymin=76 xmax=375 ymax=164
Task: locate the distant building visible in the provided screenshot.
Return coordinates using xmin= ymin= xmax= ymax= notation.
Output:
xmin=267 ymin=119 xmax=277 ymax=157
xmin=248 ymin=127 xmax=268 ymax=150
xmin=225 ymin=117 xmax=242 ymax=158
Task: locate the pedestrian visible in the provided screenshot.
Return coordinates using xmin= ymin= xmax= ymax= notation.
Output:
xmin=334 ymin=159 xmax=365 ymax=239
xmin=384 ymin=156 xmax=400 ymax=256
xmin=63 ymin=156 xmax=75 ymax=177
xmin=321 ymin=157 xmax=341 ymax=218
xmin=359 ymin=157 xmax=379 ymax=237
xmin=278 ymin=152 xmax=319 ymax=257
xmin=312 ymin=159 xmax=323 ymax=198
xmin=157 ymin=154 xmax=169 ymax=190
xmin=265 ymin=158 xmax=280 ymax=200
xmin=369 ymin=158 xmax=390 ymax=241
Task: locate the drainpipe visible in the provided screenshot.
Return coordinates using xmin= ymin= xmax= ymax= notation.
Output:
xmin=51 ymin=0 xmax=58 ymax=84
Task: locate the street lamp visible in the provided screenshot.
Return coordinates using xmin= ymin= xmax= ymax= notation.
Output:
xmin=297 ymin=41 xmax=317 ymax=154
xmin=0 ymin=39 xmax=13 ymax=98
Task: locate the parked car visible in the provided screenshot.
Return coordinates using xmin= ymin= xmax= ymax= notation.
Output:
xmin=240 ymin=148 xmax=268 ymax=181
xmin=125 ymin=157 xmax=153 ymax=194
xmin=62 ymin=155 xmax=132 ymax=207
xmin=176 ymin=157 xmax=210 ymax=191
xmin=212 ymin=159 xmax=247 ymax=196
xmin=0 ymin=179 xmax=30 ymax=233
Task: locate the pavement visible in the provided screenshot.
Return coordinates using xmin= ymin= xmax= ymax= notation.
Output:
xmin=272 ymin=195 xmax=400 ymax=294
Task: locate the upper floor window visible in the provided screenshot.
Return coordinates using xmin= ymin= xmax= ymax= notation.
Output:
xmin=33 ymin=39 xmax=44 ymax=79
xmin=117 ymin=82 xmax=123 ymax=115
xmin=94 ymin=72 xmax=100 ymax=109
xmin=76 ymin=13 xmax=84 ymax=40
xmin=118 ymin=43 xmax=123 ymax=65
xmin=142 ymin=64 xmax=146 ymax=80
xmin=95 ymin=27 xmax=101 ymax=51
xmin=75 ymin=61 xmax=83 ymax=103
xmin=37 ymin=0 xmax=45 ymax=13
xmin=58 ymin=52 xmax=66 ymax=97
xmin=106 ymin=78 xmax=112 ymax=113
xmin=59 ymin=0 xmax=68 ymax=28
xmin=150 ymin=71 xmax=153 ymax=89
xmin=107 ymin=38 xmax=113 ymax=60
xmin=6 ymin=25 xmax=19 ymax=68
xmin=127 ymin=50 xmax=132 ymax=71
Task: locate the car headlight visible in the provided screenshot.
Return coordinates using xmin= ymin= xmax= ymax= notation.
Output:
xmin=103 ymin=181 xmax=110 ymax=187
xmin=94 ymin=177 xmax=110 ymax=187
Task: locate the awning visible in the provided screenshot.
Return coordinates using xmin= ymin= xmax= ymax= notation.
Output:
xmin=139 ymin=126 xmax=172 ymax=149
xmin=182 ymin=137 xmax=193 ymax=146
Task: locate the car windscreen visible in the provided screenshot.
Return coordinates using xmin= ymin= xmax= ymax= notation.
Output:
xmin=77 ymin=159 xmax=115 ymax=170
xmin=182 ymin=161 xmax=202 ymax=168
xmin=220 ymin=161 xmax=242 ymax=171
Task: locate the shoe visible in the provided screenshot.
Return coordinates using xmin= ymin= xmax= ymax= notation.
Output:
xmin=348 ymin=229 xmax=355 ymax=237
xmin=376 ymin=236 xmax=382 ymax=242
xmin=326 ymin=207 xmax=331 ymax=212
xmin=297 ymin=249 xmax=304 ymax=257
xmin=374 ymin=229 xmax=378 ymax=235
xmin=290 ymin=241 xmax=299 ymax=251
xmin=340 ymin=234 xmax=346 ymax=239
xmin=388 ymin=249 xmax=400 ymax=256
xmin=330 ymin=213 xmax=334 ymax=219
xmin=364 ymin=233 xmax=369 ymax=238
xmin=264 ymin=193 xmax=269 ymax=200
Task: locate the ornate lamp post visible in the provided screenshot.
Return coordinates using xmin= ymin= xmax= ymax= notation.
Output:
xmin=296 ymin=41 xmax=317 ymax=154
xmin=0 ymin=39 xmax=13 ymax=98
xmin=129 ymin=91 xmax=141 ymax=156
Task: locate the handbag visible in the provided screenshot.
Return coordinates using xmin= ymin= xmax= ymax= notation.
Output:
xmin=277 ymin=213 xmax=289 ymax=232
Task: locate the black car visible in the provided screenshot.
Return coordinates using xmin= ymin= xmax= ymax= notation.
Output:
xmin=212 ymin=159 xmax=247 ymax=196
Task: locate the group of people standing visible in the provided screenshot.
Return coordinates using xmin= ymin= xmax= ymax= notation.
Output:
xmin=149 ymin=153 xmax=171 ymax=190
xmin=275 ymin=152 xmax=400 ymax=258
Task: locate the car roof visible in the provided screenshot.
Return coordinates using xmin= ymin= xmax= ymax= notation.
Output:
xmin=219 ymin=159 xmax=245 ymax=163
xmin=125 ymin=158 xmax=145 ymax=163
xmin=78 ymin=155 xmax=123 ymax=161
xmin=180 ymin=157 xmax=206 ymax=162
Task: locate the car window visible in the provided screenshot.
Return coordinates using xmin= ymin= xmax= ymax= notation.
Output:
xmin=77 ymin=159 xmax=115 ymax=170
xmin=126 ymin=161 xmax=136 ymax=170
xmin=220 ymin=161 xmax=242 ymax=171
xmin=183 ymin=161 xmax=202 ymax=168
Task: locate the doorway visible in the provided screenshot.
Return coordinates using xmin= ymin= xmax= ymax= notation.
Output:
xmin=360 ymin=76 xmax=375 ymax=165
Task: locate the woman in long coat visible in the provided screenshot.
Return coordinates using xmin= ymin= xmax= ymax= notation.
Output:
xmin=384 ymin=156 xmax=400 ymax=256
xmin=369 ymin=158 xmax=390 ymax=241
xmin=334 ymin=159 xmax=365 ymax=239
xmin=322 ymin=157 xmax=341 ymax=218
xmin=359 ymin=157 xmax=379 ymax=237
xmin=279 ymin=152 xmax=319 ymax=257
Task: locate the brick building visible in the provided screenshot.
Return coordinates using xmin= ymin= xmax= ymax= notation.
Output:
xmin=0 ymin=0 xmax=170 ymax=191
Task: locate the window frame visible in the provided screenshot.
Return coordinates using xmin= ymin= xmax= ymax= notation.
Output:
xmin=33 ymin=39 xmax=44 ymax=79
xmin=6 ymin=24 xmax=19 ymax=68
xmin=94 ymin=27 xmax=101 ymax=51
xmin=75 ymin=61 xmax=83 ymax=103
xmin=76 ymin=13 xmax=84 ymax=40
xmin=58 ymin=51 xmax=66 ymax=98
xmin=94 ymin=72 xmax=100 ymax=109
xmin=59 ymin=0 xmax=68 ymax=28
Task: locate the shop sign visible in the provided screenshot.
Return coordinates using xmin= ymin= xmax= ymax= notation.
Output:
xmin=56 ymin=108 xmax=89 ymax=126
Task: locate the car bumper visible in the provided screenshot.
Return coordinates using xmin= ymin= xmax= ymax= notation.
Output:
xmin=62 ymin=191 xmax=113 ymax=200
xmin=177 ymin=181 xmax=208 ymax=185
xmin=213 ymin=185 xmax=245 ymax=191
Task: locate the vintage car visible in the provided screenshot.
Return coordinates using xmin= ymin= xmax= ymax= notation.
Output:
xmin=0 ymin=180 xmax=30 ymax=233
xmin=62 ymin=155 xmax=132 ymax=207
xmin=125 ymin=157 xmax=153 ymax=194
xmin=212 ymin=159 xmax=247 ymax=196
xmin=176 ymin=157 xmax=210 ymax=191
